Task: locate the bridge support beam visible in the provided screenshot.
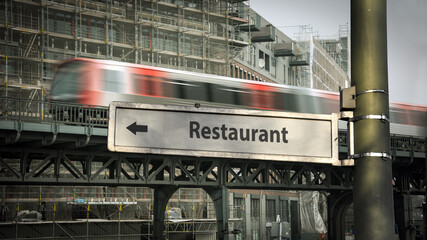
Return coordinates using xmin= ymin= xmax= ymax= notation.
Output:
xmin=152 ymin=185 xmax=179 ymax=240
xmin=394 ymin=192 xmax=416 ymax=240
xmin=327 ymin=191 xmax=352 ymax=240
xmin=204 ymin=187 xmax=229 ymax=240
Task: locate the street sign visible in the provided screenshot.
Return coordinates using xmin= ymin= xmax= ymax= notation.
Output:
xmin=108 ymin=102 xmax=340 ymax=165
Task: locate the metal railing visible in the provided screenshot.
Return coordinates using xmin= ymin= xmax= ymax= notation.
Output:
xmin=0 ymin=97 xmax=109 ymax=127
xmin=391 ymin=134 xmax=426 ymax=153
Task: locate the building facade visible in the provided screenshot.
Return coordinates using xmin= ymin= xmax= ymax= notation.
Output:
xmin=1 ymin=0 xmax=251 ymax=100
xmin=1 ymin=0 xmax=349 ymax=101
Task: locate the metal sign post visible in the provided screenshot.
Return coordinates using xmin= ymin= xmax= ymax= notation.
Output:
xmin=351 ymin=0 xmax=395 ymax=239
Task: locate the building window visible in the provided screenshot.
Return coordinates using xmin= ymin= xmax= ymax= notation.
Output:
xmin=259 ymin=50 xmax=264 ymax=69
xmin=280 ymin=200 xmax=289 ymax=222
xmin=266 ymin=199 xmax=276 ymax=222
xmin=252 ymin=230 xmax=259 ymax=240
xmin=234 ymin=197 xmax=244 ymax=218
xmin=265 ymin=53 xmax=270 ymax=71
xmin=288 ymin=67 xmax=293 ymax=85
xmin=284 ymin=66 xmax=287 ymax=84
xmin=251 ymin=198 xmax=260 ymax=218
xmin=271 ymin=58 xmax=276 ymax=77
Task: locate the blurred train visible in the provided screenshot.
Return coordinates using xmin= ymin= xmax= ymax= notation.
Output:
xmin=50 ymin=58 xmax=427 ymax=137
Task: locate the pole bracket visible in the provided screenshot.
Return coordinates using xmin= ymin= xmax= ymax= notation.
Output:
xmin=356 ymin=89 xmax=389 ymax=96
xmin=350 ymin=152 xmax=392 ymax=160
xmin=350 ymin=114 xmax=389 ymax=123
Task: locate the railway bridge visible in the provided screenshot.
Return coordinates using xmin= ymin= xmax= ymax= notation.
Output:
xmin=0 ymin=97 xmax=426 ymax=240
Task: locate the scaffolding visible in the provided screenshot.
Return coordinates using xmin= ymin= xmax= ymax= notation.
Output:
xmin=0 ymin=0 xmax=250 ymax=101
xmin=290 ymin=25 xmax=349 ymax=91
xmin=290 ymin=26 xmax=312 ymax=88
xmin=338 ymin=24 xmax=350 ymax=75
xmin=0 ymin=185 xmax=245 ymax=239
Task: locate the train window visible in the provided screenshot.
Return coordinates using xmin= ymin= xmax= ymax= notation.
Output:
xmin=272 ymin=91 xmax=284 ymax=110
xmin=171 ymin=80 xmax=186 ymax=99
xmin=171 ymin=80 xmax=208 ymax=102
xmin=299 ymin=95 xmax=317 ymax=114
xmin=104 ymin=69 xmax=126 ymax=92
xmin=51 ymin=61 xmax=82 ymax=97
xmin=281 ymin=93 xmax=298 ymax=112
xmin=187 ymin=82 xmax=209 ymax=102
xmin=212 ymin=84 xmax=241 ymax=105
xmin=280 ymin=93 xmax=331 ymax=114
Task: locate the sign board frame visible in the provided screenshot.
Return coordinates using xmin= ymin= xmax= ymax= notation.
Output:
xmin=108 ymin=102 xmax=340 ymax=165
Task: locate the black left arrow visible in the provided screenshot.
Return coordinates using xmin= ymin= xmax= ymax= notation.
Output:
xmin=127 ymin=122 xmax=148 ymax=135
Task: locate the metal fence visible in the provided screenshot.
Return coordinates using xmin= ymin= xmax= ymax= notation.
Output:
xmin=391 ymin=134 xmax=426 ymax=153
xmin=0 ymin=97 xmax=109 ymax=127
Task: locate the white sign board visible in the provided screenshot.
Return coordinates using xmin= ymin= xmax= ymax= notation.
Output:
xmin=108 ymin=102 xmax=340 ymax=165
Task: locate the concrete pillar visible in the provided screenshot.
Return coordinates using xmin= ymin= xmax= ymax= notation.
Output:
xmin=274 ymin=196 xmax=280 ymax=221
xmin=245 ymin=194 xmax=251 ymax=240
xmin=152 ymin=186 xmax=179 ymax=240
xmin=204 ymin=187 xmax=229 ymax=240
xmin=229 ymin=192 xmax=234 ymax=219
xmin=260 ymin=194 xmax=266 ymax=240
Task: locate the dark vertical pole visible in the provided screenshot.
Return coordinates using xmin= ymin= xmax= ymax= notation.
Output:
xmin=351 ymin=1 xmax=395 ymax=239
xmin=152 ymin=186 xmax=178 ymax=240
xmin=424 ymin=138 xmax=427 ymax=240
xmin=290 ymin=200 xmax=299 ymax=240
xmin=204 ymin=187 xmax=229 ymax=240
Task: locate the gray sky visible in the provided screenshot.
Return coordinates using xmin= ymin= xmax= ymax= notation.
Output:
xmin=251 ymin=0 xmax=427 ymax=106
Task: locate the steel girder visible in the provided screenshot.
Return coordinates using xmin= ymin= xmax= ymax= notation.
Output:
xmin=393 ymin=159 xmax=426 ymax=195
xmin=0 ymin=146 xmax=354 ymax=191
xmin=166 ymin=220 xmax=217 ymax=233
